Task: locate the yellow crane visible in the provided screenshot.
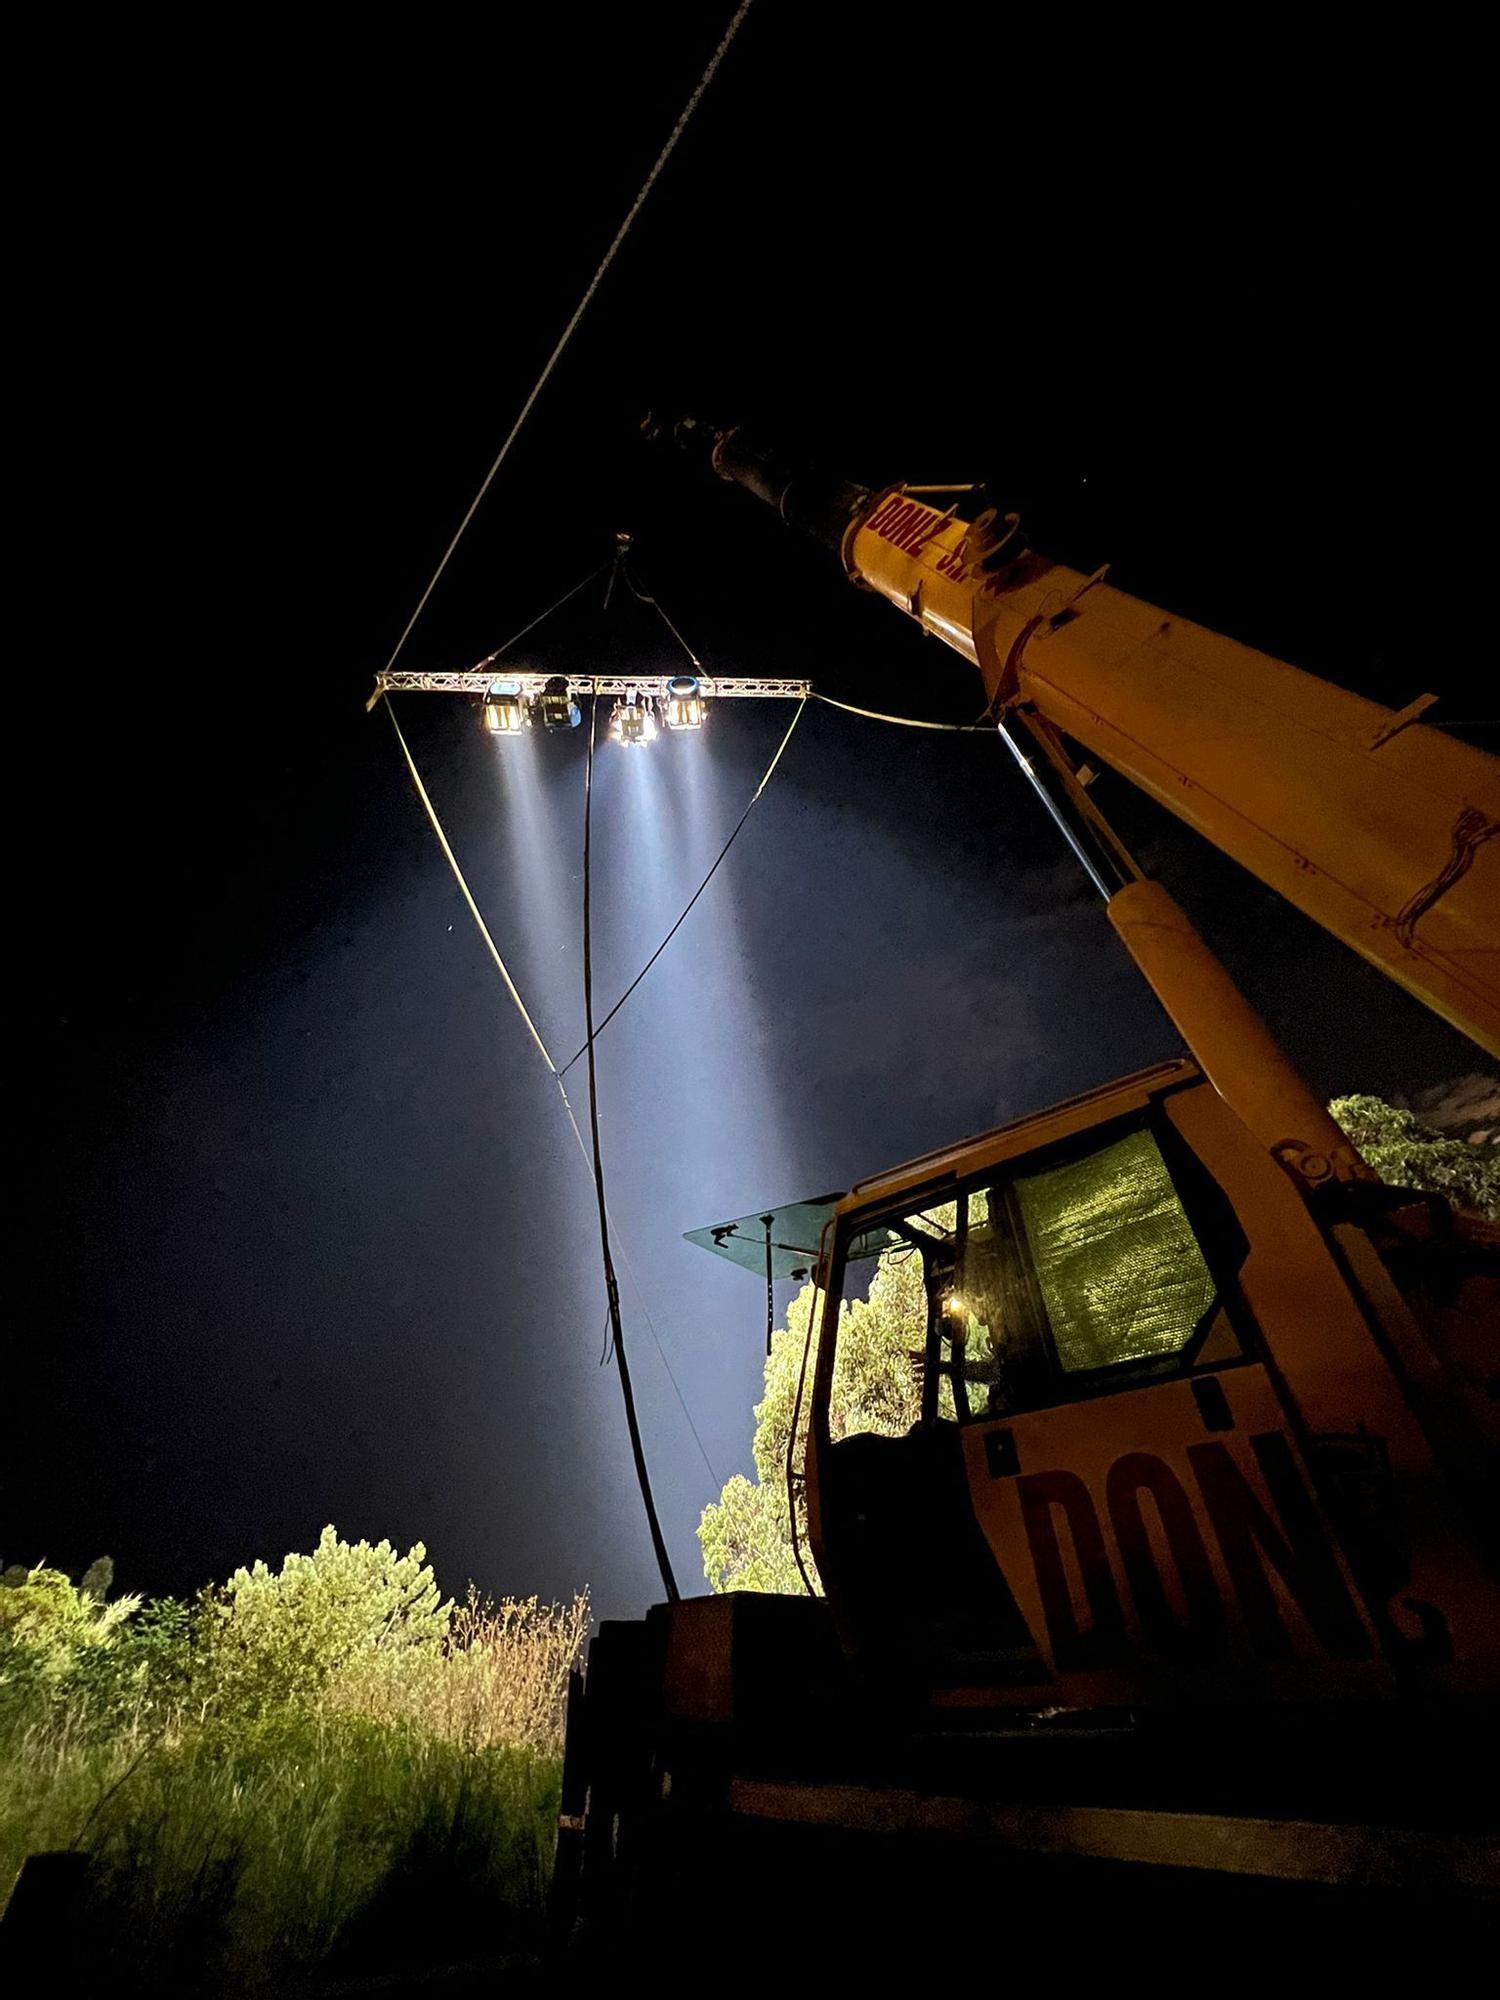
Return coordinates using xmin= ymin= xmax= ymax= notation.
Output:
xmin=554 ymin=421 xmax=1500 ymax=1941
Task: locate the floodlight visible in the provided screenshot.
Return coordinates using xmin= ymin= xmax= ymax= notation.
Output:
xmin=481 ymin=682 xmax=527 ymax=735
xmin=536 ymin=675 xmax=581 ymax=732
xmin=609 ymin=694 xmax=657 ymax=747
xmin=663 ymin=674 xmax=706 ymax=731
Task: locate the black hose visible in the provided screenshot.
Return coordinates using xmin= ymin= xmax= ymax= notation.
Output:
xmin=581 ymin=674 xmax=679 ymax=1603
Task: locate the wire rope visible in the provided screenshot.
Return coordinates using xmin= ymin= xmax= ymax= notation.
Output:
xmin=379 ymin=0 xmax=756 ymax=676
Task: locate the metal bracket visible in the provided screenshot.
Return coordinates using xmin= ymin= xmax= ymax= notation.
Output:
xmin=1040 ymin=565 xmax=1112 ymax=635
xmin=1367 ymin=692 xmax=1438 ymax=751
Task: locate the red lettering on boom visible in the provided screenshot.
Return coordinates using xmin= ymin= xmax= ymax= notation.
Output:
xmin=899 ymin=506 xmax=941 ymax=551
xmin=885 ymin=503 xmax=920 ymax=547
xmin=863 ymin=495 xmax=946 ymax=555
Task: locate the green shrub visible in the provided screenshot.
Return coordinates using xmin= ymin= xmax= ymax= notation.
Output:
xmin=1331 ymin=1092 xmax=1500 ymax=1218
xmin=194 ymin=1526 xmax=450 ymax=1720
xmin=0 ymin=1535 xmax=587 ymax=1987
xmin=0 ymin=1560 xmax=140 ymax=1669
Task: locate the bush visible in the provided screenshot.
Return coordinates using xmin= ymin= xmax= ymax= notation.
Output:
xmin=0 ymin=1560 xmax=140 ymax=1670
xmin=0 ymin=1534 xmax=589 ymax=1987
xmin=1330 ymin=1092 xmax=1500 ymax=1219
xmin=194 ymin=1525 xmax=451 ymax=1720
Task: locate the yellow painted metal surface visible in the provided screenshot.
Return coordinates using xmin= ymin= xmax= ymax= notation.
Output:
xmin=809 ymin=1069 xmax=1500 ymax=1714
xmin=959 ymin=1364 xmax=1393 ymax=1709
xmin=843 ymin=494 xmax=1500 ymax=1055
xmin=1107 ymin=881 xmax=1368 ymax=1186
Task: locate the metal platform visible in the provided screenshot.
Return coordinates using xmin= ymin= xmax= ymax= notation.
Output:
xmin=727 ymin=1778 xmax=1500 ymax=1894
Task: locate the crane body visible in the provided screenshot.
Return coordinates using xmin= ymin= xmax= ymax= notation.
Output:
xmin=552 ymin=424 xmax=1500 ymax=1939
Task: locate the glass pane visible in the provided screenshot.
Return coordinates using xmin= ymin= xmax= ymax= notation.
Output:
xmin=1014 ymin=1128 xmax=1216 ymax=1372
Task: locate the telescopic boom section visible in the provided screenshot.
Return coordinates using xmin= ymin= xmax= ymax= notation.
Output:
xmin=663 ymin=418 xmax=1499 ymax=1061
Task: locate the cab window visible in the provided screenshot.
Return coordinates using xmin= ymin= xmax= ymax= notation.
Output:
xmin=829 ymin=1117 xmax=1239 ymax=1434
xmin=1013 ymin=1127 xmax=1219 ymax=1374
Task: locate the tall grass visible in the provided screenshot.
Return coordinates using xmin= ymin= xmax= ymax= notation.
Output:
xmin=0 ymin=1591 xmax=588 ymax=1988
xmin=329 ymin=1589 xmax=591 ymax=1753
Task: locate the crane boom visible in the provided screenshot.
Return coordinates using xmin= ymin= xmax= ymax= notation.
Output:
xmin=671 ymin=420 xmax=1500 ymax=1058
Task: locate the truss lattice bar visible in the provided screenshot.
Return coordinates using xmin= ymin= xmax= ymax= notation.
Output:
xmin=371 ymin=670 xmax=812 ymax=710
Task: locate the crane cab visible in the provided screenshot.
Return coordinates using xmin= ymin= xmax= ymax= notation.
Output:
xmin=799 ymin=1059 xmax=1500 ymax=1721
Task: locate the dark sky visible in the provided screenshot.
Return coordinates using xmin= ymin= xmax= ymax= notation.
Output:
xmin=12 ymin=9 xmax=1490 ymax=1621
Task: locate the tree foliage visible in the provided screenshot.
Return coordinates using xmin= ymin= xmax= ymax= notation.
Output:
xmin=697 ymin=1257 xmax=926 ymax=1594
xmin=695 ymin=1474 xmax=806 ymax=1596
xmin=1331 ymin=1092 xmax=1500 ymax=1219
xmin=0 ymin=1559 xmax=171 ymax=1738
xmin=0 ymin=1559 xmax=140 ymax=1671
xmin=196 ymin=1525 xmax=451 ymax=1718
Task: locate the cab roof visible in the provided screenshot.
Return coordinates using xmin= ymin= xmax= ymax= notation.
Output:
xmin=685 ymin=1060 xmax=1200 ymax=1281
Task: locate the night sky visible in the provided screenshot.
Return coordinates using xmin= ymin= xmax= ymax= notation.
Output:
xmin=12 ymin=10 xmax=1490 ymax=1622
